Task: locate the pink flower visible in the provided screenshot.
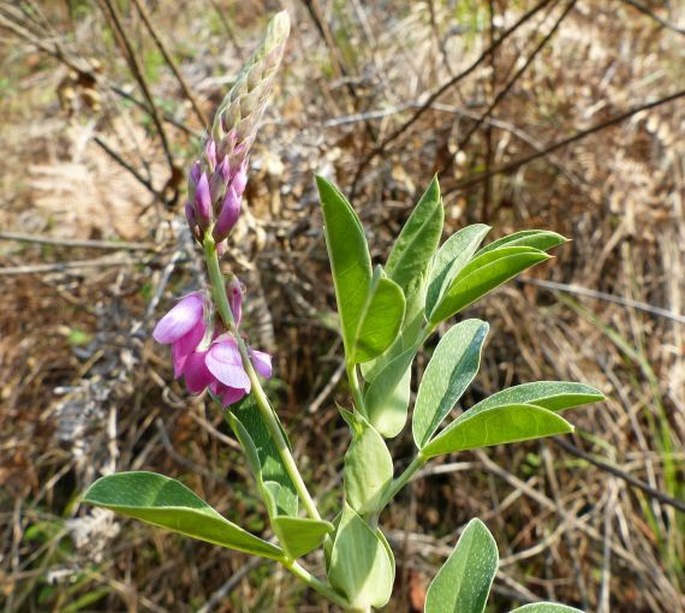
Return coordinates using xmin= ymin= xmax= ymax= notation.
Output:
xmin=182 ymin=350 xmax=214 ymax=393
xmin=153 ymin=292 xmax=206 ymax=377
xmin=152 ymin=288 xmax=272 ymax=407
xmin=204 ymin=334 xmax=273 ymax=406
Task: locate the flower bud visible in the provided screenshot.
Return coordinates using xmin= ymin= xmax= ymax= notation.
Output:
xmin=232 ymin=161 xmax=248 ymax=198
xmin=204 ymin=139 xmax=217 ymax=172
xmin=212 ymin=186 xmax=241 ymax=242
xmin=184 ymin=11 xmax=289 ymax=247
xmin=194 ymin=172 xmax=212 ymax=230
xmin=227 ymin=277 xmax=244 ymax=327
xmin=211 ymin=11 xmax=289 ymax=172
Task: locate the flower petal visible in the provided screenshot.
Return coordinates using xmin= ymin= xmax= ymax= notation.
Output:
xmin=205 ymin=337 xmax=251 ymax=391
xmin=153 ymin=292 xmax=204 ymax=344
xmin=216 ymin=383 xmax=247 ymax=406
xmin=172 ymin=319 xmax=206 ymax=378
xmin=250 ymin=349 xmax=272 ymax=378
xmin=183 ymin=351 xmax=215 ymax=393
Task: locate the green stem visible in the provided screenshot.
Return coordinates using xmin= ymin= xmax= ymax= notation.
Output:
xmin=377 ymin=454 xmax=426 ymax=511
xmin=346 ymin=361 xmax=365 ymax=414
xmin=203 ymin=235 xmax=321 ymax=521
xmin=286 ymin=560 xmax=350 ymax=609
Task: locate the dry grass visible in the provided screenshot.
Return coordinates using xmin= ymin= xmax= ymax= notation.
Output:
xmin=1 ymin=1 xmax=683 ymax=611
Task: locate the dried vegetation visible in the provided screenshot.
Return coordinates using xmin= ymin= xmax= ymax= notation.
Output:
xmin=0 ymin=1 xmax=684 ymax=611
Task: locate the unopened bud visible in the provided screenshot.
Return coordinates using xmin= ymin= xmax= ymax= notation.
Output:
xmin=232 ymin=162 xmax=248 ymax=198
xmin=227 ymin=277 xmax=244 ymax=327
xmin=211 ymin=11 xmax=290 ymax=170
xmin=212 ymin=186 xmax=241 ymax=242
xmin=195 ymin=173 xmax=212 ymax=230
xmin=209 ymin=158 xmax=229 ymax=211
xmin=204 ymin=139 xmax=217 ymax=172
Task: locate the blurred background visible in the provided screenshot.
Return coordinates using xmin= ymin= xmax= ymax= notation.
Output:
xmin=1 ymin=1 xmax=683 ymax=611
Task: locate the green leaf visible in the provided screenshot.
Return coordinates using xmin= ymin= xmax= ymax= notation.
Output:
xmin=424 ymin=518 xmax=498 ymax=613
xmin=328 ymin=503 xmax=395 ymax=610
xmin=413 ymin=319 xmax=489 ymax=449
xmin=227 ymin=402 xmax=334 ymax=559
xmin=344 ymin=415 xmax=394 ymax=514
xmin=386 ymin=176 xmax=444 ymax=295
xmin=364 ymin=346 xmax=416 ymax=438
xmin=271 ymin=516 xmax=334 ymax=559
xmin=510 ymin=604 xmax=584 ymax=613
xmin=82 ymin=472 xmax=283 ymax=560
xmin=429 ymin=246 xmax=550 ymax=324
xmin=422 ymin=403 xmax=574 ymax=458
xmin=472 ymin=381 xmax=605 ymax=413
xmin=425 ymin=224 xmax=491 ymax=318
xmin=228 ymin=397 xmax=298 ymax=517
xmin=351 ymin=267 xmax=405 ymax=363
xmin=477 ymin=229 xmax=567 ymax=255
xmin=316 ymin=176 xmax=372 ymax=357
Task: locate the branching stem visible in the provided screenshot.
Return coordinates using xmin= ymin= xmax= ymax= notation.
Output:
xmin=285 ymin=561 xmax=350 ymax=609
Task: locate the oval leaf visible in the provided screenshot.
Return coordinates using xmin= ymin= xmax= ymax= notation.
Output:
xmin=352 ymin=269 xmax=405 ymax=363
xmin=386 ymin=176 xmax=444 ymax=295
xmin=422 ymin=403 xmax=574 ymax=458
xmin=328 ymin=503 xmax=395 ymax=610
xmin=472 ymin=381 xmax=605 ymax=413
xmin=316 ymin=176 xmax=372 ymax=356
xmin=429 ymin=246 xmax=550 ymax=324
xmin=364 ymin=346 xmax=416 ymax=438
xmin=413 ymin=319 xmax=489 ymax=449
xmin=344 ymin=417 xmax=394 ymax=514
xmin=477 ymin=229 xmax=567 ymax=255
xmin=425 ymin=518 xmax=498 ymax=613
xmin=82 ymin=471 xmax=283 ymax=560
xmin=271 ymin=516 xmax=334 ymax=559
xmin=425 ymin=224 xmax=491 ymax=318
xmin=510 ymin=604 xmax=584 ymax=613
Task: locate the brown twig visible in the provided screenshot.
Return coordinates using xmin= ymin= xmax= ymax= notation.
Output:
xmin=482 ymin=0 xmax=497 ymax=222
xmin=129 ymin=0 xmax=208 ymax=128
xmin=110 ymin=85 xmax=202 ymax=138
xmin=519 ymin=276 xmax=685 ymax=324
xmin=445 ymin=88 xmax=685 ymax=194
xmin=206 ymin=0 xmax=243 ymax=56
xmin=0 ymin=231 xmax=156 ymax=252
xmin=0 ymin=255 xmax=156 ymax=275
xmin=98 ymin=0 xmax=178 ymax=188
xmin=456 ymin=0 xmax=575 ymax=160
xmin=93 ymin=135 xmax=161 ymax=200
xmin=552 ymin=436 xmax=685 ymax=514
xmin=350 ymin=0 xmax=555 ymax=196
xmin=619 ymin=0 xmax=685 ymax=37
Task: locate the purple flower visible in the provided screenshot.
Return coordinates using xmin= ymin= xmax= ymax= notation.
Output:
xmin=206 ymin=335 xmax=251 ymax=393
xmin=182 ymin=350 xmax=215 ymax=393
xmin=153 ymin=292 xmax=204 ymax=344
xmin=152 ymin=290 xmax=272 ymax=407
xmin=153 ymin=292 xmax=206 ymax=377
xmin=203 ymin=334 xmax=273 ymax=406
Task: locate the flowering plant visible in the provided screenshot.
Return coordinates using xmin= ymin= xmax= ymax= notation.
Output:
xmin=83 ymin=11 xmax=604 ymax=612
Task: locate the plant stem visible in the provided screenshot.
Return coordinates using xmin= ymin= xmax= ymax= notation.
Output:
xmin=286 ymin=561 xmax=350 ymax=609
xmin=346 ymin=361 xmax=366 ymax=415
xmin=203 ymin=235 xmax=322 ymax=521
xmin=377 ymin=454 xmax=426 ymax=510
